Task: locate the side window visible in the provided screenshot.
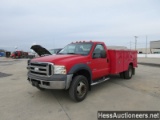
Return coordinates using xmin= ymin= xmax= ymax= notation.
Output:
xmin=93 ymin=44 xmax=105 ymax=58
xmin=94 ymin=44 xmax=105 ymax=51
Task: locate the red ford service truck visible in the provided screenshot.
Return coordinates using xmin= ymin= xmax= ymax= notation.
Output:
xmin=27 ymin=41 xmax=137 ymax=102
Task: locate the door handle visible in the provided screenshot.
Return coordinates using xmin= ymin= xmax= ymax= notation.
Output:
xmin=107 ymin=59 xmax=109 ymax=63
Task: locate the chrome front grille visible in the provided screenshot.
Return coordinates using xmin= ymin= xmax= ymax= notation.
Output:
xmin=29 ymin=62 xmax=53 ymax=77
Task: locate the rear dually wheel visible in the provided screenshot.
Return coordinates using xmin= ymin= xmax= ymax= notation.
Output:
xmin=124 ymin=65 xmax=133 ymax=79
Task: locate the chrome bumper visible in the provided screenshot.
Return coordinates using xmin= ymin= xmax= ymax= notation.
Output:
xmin=28 ymin=73 xmax=73 ymax=90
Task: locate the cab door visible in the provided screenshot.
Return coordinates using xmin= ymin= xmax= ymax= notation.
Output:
xmin=89 ymin=44 xmax=110 ymax=80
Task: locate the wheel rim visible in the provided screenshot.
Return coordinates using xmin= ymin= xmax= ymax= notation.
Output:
xmin=76 ymin=81 xmax=87 ymax=98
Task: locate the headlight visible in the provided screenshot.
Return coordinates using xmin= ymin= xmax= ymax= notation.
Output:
xmin=54 ymin=65 xmax=66 ymax=74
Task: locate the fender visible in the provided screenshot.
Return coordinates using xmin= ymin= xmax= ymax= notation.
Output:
xmin=68 ymin=63 xmax=92 ymax=87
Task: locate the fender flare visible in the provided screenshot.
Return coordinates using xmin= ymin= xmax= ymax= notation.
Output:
xmin=68 ymin=63 xmax=92 ymax=88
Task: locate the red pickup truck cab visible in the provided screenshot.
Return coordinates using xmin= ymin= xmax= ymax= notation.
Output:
xmin=27 ymin=41 xmax=137 ymax=102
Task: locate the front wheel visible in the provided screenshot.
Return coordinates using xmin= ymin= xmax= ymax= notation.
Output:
xmin=69 ymin=75 xmax=88 ymax=102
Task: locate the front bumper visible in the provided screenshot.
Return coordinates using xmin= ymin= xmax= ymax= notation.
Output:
xmin=28 ymin=72 xmax=73 ymax=89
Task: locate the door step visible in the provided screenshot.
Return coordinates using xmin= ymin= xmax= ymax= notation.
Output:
xmin=91 ymin=77 xmax=110 ymax=86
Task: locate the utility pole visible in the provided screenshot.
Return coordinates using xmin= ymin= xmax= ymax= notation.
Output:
xmin=145 ymin=35 xmax=148 ymax=58
xmin=134 ymin=36 xmax=138 ymax=50
xmin=130 ymin=41 xmax=131 ymax=50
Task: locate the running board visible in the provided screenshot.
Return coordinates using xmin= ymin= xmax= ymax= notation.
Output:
xmin=91 ymin=77 xmax=110 ymax=86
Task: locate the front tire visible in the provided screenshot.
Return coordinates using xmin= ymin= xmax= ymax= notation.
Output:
xmin=69 ymin=75 xmax=88 ymax=102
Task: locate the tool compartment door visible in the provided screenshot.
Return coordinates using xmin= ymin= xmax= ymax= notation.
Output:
xmin=108 ymin=50 xmax=124 ymax=74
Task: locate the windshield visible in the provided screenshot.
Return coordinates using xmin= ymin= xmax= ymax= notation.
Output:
xmin=59 ymin=43 xmax=92 ymax=55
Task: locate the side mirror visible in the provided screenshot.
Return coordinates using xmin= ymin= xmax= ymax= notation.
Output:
xmin=93 ymin=53 xmax=101 ymax=58
xmin=101 ymin=50 xmax=106 ymax=58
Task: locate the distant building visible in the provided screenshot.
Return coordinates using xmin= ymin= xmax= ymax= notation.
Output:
xmin=150 ymin=40 xmax=160 ymax=53
xmin=137 ymin=48 xmax=151 ymax=54
xmin=137 ymin=40 xmax=160 ymax=54
xmin=150 ymin=40 xmax=160 ymax=49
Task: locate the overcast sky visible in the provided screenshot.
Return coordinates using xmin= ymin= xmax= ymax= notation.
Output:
xmin=0 ymin=0 xmax=160 ymax=51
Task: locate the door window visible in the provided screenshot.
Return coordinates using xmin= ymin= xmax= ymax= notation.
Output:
xmin=93 ymin=44 xmax=105 ymax=58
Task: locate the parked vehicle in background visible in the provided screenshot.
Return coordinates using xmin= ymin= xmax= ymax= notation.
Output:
xmin=0 ymin=52 xmax=5 ymax=57
xmin=27 ymin=41 xmax=137 ymax=102
xmin=10 ymin=51 xmax=28 ymax=59
xmin=28 ymin=52 xmax=35 ymax=59
xmin=5 ymin=51 xmax=11 ymax=58
xmin=49 ymin=48 xmax=62 ymax=55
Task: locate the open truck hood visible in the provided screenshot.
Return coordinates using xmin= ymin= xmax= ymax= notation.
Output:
xmin=31 ymin=45 xmax=51 ymax=56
